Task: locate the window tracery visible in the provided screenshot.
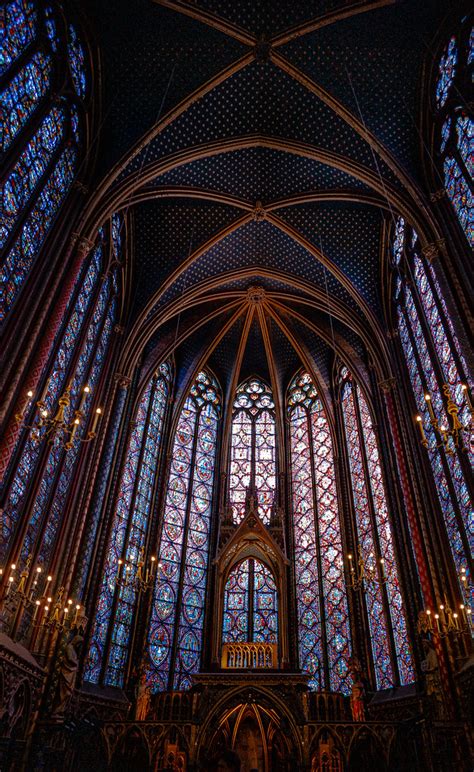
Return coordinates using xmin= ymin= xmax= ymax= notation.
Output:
xmin=147 ymin=371 xmax=220 ymax=692
xmin=85 ymin=362 xmax=171 ymax=687
xmin=288 ymin=371 xmax=351 ymax=693
xmin=434 ymin=28 xmax=473 ymax=246
xmin=340 ymin=369 xmax=413 ymax=689
xmin=392 ymin=217 xmax=472 ymax=598
xmin=0 ymin=2 xmax=89 ymax=326
xmin=230 ymin=378 xmax=276 ymax=524
xmin=0 ymin=218 xmax=122 ymax=579
xmin=222 ymin=558 xmax=278 ymax=645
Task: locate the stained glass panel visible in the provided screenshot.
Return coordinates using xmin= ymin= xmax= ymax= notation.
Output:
xmin=230 ymin=379 xmax=276 ymax=524
xmin=148 ymin=371 xmax=220 ymax=692
xmin=289 ymin=372 xmax=351 ymax=693
xmin=0 ymin=248 xmax=101 ymax=561
xmin=0 ymin=1 xmax=37 ymax=76
xmin=1 ymin=52 xmax=52 ymax=152
xmin=253 ymin=559 xmax=278 ymax=644
xmin=223 ymin=560 xmax=250 ymax=643
xmin=86 ymin=367 xmax=170 ymax=686
xmin=1 ymin=105 xmax=65 ymax=249
xmin=1 ymin=145 xmax=77 ymax=323
xmin=444 ymin=156 xmax=474 ymax=246
xmin=342 ymin=380 xmax=395 ymax=689
xmin=357 ymin=389 xmax=414 ymax=685
xmin=436 ymin=36 xmax=457 ymax=109
xmin=67 ymin=24 xmax=87 ymax=99
xmin=456 ymin=115 xmax=473 ymax=181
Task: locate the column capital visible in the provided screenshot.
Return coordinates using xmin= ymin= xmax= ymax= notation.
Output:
xmin=378 ymin=377 xmax=397 ymax=394
xmin=422 ymin=238 xmax=446 ymax=262
xmin=72 ymin=233 xmax=95 ymax=258
xmin=114 ymin=372 xmax=132 ymax=389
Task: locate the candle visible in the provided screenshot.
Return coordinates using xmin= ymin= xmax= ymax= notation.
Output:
xmin=73 ymin=604 xmax=81 ymax=626
xmin=453 ymin=612 xmax=460 ymax=631
xmin=460 ymin=604 xmax=467 ymax=625
xmin=434 ymin=613 xmax=441 ymax=633
xmin=41 ymin=376 xmax=52 ymax=403
xmin=79 ymin=385 xmax=90 ymax=412
xmin=426 ymin=609 xmax=433 ymax=631
xmin=416 ymin=415 xmax=427 ymax=443
xmin=44 ymin=575 xmax=52 ymax=595
xmin=424 ymin=393 xmax=436 ymax=423
xmin=32 ymin=600 xmax=41 ymax=623
xmin=461 ymin=384 xmax=473 ymax=414
xmin=6 ymin=575 xmax=14 ymax=597
xmin=69 ymin=416 xmax=81 ymax=444
xmin=91 ymin=407 xmax=102 ymax=435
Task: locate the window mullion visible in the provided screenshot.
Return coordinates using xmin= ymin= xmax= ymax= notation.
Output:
xmin=353 ymin=387 xmax=401 ymax=685
xmin=399 ymin=304 xmax=471 ymax=563
xmin=307 ymin=407 xmax=330 ymax=689
xmin=167 ymin=403 xmax=200 ymax=690
xmin=101 ymin=377 xmax=158 ymax=684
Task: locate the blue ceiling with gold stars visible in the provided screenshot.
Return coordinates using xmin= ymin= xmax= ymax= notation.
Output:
xmin=88 ymin=0 xmax=449 ymax=393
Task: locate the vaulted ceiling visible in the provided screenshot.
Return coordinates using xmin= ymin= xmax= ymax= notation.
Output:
xmin=84 ymin=0 xmax=450 ymax=402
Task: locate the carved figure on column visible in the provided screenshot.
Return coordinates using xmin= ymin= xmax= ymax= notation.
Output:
xmin=51 ymin=634 xmax=83 ymax=717
xmin=421 ymin=638 xmax=445 ymax=719
xmin=135 ymin=672 xmax=151 ymax=721
xmin=348 ymin=657 xmax=366 ymax=722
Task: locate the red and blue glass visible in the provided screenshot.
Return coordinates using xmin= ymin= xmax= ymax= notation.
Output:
xmin=289 ymin=372 xmax=351 ymax=692
xmin=148 ymin=371 xmax=220 ymax=692
xmin=230 ymin=379 xmax=276 ymax=524
xmin=341 ymin=375 xmax=413 ymax=688
xmin=1 ymin=52 xmax=52 ymax=152
xmin=435 ymin=36 xmax=457 ymax=109
xmin=1 ymin=1 xmax=37 ymax=76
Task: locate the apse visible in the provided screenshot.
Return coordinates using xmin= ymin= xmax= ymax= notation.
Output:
xmin=0 ymin=2 xmax=472 ymax=770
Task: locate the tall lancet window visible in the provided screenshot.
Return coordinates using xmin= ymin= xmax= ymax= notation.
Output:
xmin=393 ymin=217 xmax=472 ymax=600
xmin=85 ymin=363 xmax=171 ymax=687
xmin=230 ymin=378 xmax=276 ymax=524
xmin=1 ymin=2 xmax=89 ymax=325
xmin=1 ymin=217 xmax=122 ymax=571
xmin=288 ymin=372 xmax=351 ymax=694
xmin=340 ymin=369 xmax=414 ymax=689
xmin=434 ymin=26 xmax=473 ymax=246
xmin=147 ymin=371 xmax=220 ymax=692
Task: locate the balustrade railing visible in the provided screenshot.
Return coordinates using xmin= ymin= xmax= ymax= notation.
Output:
xmin=221 ymin=642 xmax=277 ymax=669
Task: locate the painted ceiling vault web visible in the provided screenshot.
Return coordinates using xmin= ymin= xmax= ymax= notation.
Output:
xmin=87 ymin=0 xmax=449 ymax=390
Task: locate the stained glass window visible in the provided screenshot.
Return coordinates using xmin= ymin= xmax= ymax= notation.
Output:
xmin=0 ymin=1 xmax=37 ymax=76
xmin=2 ymin=105 xmax=66 ymax=249
xmin=0 ymin=3 xmax=89 ymax=327
xmin=435 ymin=28 xmax=473 ymax=246
xmin=229 ymin=378 xmax=276 ymax=524
xmin=85 ymin=363 xmax=171 ymax=687
xmin=1 ymin=145 xmax=78 ymax=322
xmin=435 ymin=36 xmax=457 ymax=109
xmin=147 ymin=371 xmax=220 ymax=692
xmin=341 ymin=370 xmax=414 ymax=689
xmin=288 ymin=372 xmax=351 ymax=693
xmin=222 ymin=558 xmax=278 ymax=645
xmin=393 ymin=217 xmax=472 ymax=604
xmin=67 ymin=25 xmax=87 ymax=99
xmin=1 ymin=221 xmax=121 ymax=571
xmin=1 ymin=52 xmax=52 ymax=152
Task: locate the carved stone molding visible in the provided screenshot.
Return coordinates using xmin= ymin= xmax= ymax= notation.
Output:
xmin=378 ymin=377 xmax=397 ymax=394
xmin=72 ymin=233 xmax=95 ymax=258
xmin=430 ymin=188 xmax=446 ymax=202
xmin=422 ymin=239 xmax=446 ymax=262
xmin=252 ymin=201 xmax=267 ymax=222
xmin=113 ymin=373 xmax=132 ymax=389
xmin=72 ymin=180 xmax=89 ymax=196
xmin=246 ymin=285 xmax=266 ymax=303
